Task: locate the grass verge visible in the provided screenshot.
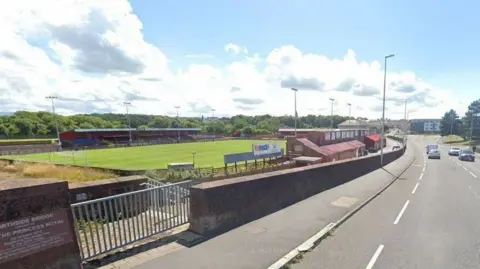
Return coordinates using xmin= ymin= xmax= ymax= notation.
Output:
xmin=443 ymin=135 xmax=465 ymax=144
xmin=0 ymin=160 xmax=115 ymax=183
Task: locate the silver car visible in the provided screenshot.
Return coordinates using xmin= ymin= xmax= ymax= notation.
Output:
xmin=428 ymin=149 xmax=441 ymax=159
xmin=448 ymin=147 xmax=461 ymax=156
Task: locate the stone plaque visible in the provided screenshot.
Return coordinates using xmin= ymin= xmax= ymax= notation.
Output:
xmin=0 ymin=209 xmax=74 ymax=264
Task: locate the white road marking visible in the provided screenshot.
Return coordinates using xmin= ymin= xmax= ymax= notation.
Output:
xmin=394 ymin=200 xmax=410 ymax=225
xmin=464 ymin=166 xmax=468 ymax=171
xmin=365 ymin=245 xmax=385 ymax=269
xmin=412 ymin=183 xmax=420 ymax=194
xmin=419 ymin=173 xmax=424 ymax=180
xmin=422 ymin=166 xmax=426 ymax=172
xmin=470 ymin=172 xmax=477 ymax=178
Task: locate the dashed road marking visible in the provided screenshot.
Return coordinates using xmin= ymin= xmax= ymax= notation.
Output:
xmin=394 ymin=200 xmax=410 ymax=225
xmin=365 ymin=245 xmax=385 ymax=269
xmin=412 ymin=183 xmax=420 ymax=194
xmin=464 ymin=166 xmax=468 ymax=171
xmin=470 ymin=172 xmax=477 ymax=178
xmin=419 ymin=173 xmax=424 ymax=180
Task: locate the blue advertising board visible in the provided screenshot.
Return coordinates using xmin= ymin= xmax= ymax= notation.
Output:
xmin=223 ymin=149 xmax=284 ymax=164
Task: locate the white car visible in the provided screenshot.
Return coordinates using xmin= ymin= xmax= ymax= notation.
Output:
xmin=448 ymin=147 xmax=461 ymax=156
xmin=428 ymin=149 xmax=441 ymax=159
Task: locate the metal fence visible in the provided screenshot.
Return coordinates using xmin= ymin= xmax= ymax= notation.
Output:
xmin=71 ymin=180 xmax=194 ymax=261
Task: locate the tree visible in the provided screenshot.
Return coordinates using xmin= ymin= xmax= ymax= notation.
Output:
xmin=464 ymin=99 xmax=480 ymax=139
xmin=440 ymin=109 xmax=462 ymax=136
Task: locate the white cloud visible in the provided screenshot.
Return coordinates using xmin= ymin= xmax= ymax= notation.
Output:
xmin=185 ymin=54 xmax=215 ymax=59
xmin=224 ymin=43 xmax=248 ymax=55
xmin=0 ymin=0 xmax=467 ymax=120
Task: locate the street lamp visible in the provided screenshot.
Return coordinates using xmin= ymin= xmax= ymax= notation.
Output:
xmin=403 ymin=99 xmax=408 ymax=144
xmin=211 ymin=108 xmax=216 ymax=142
xmin=46 ymin=96 xmax=61 ymax=148
xmin=329 ymin=98 xmax=335 ymax=129
xmin=380 ymin=53 xmax=395 ymax=167
xmin=347 ymin=103 xmax=352 ymax=118
xmin=291 ymin=88 xmax=298 ymax=136
xmin=123 ymin=101 xmax=133 ymax=145
xmin=175 ymin=106 xmax=181 ymax=142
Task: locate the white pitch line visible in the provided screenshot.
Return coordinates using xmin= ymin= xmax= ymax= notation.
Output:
xmin=394 ymin=200 xmax=410 ymax=225
xmin=412 ymin=183 xmax=420 ymax=194
xmin=365 ymin=245 xmax=385 ymax=269
xmin=470 ymin=172 xmax=477 ymax=178
xmin=419 ymin=173 xmax=424 ymax=180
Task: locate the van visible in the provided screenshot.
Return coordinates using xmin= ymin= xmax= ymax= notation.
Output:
xmin=426 ymin=144 xmax=438 ymax=154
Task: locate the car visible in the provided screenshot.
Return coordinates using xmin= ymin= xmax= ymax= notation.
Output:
xmin=428 ymin=149 xmax=441 ymax=159
xmin=448 ymin=147 xmax=461 ymax=156
xmin=459 ymin=149 xmax=476 ymax=162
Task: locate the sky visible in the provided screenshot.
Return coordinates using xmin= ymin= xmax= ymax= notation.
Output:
xmin=0 ymin=0 xmax=478 ymax=120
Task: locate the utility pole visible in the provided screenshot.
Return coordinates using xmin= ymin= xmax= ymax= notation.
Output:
xmin=211 ymin=108 xmax=216 ymax=142
xmin=329 ymin=98 xmax=335 ymax=129
xmin=175 ymin=106 xmax=181 ymax=142
xmin=123 ymin=101 xmax=133 ymax=145
xmin=291 ymin=88 xmax=298 ymax=136
xmin=347 ymin=103 xmax=352 ymax=118
xmin=380 ymin=53 xmax=395 ymax=167
xmin=46 ymin=96 xmax=61 ymax=148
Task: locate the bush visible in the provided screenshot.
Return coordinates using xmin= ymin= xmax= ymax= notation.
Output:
xmin=387 ymin=135 xmax=404 ymax=143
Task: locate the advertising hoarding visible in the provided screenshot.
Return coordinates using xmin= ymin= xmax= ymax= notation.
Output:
xmin=252 ymin=142 xmax=282 ymax=157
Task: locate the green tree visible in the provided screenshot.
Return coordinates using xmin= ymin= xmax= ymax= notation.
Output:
xmin=464 ymin=99 xmax=480 ymax=139
xmin=440 ymin=109 xmax=462 ymax=136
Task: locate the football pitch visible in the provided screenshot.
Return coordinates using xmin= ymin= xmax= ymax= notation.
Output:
xmin=8 ymin=140 xmax=286 ymax=170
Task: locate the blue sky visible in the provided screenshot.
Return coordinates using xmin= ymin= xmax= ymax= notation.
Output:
xmin=131 ymin=0 xmax=479 ymax=101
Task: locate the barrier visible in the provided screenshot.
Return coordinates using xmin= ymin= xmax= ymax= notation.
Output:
xmin=188 ymin=147 xmax=406 ymax=237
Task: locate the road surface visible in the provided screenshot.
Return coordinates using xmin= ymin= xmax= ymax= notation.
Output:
xmin=293 ymin=135 xmax=480 ymax=269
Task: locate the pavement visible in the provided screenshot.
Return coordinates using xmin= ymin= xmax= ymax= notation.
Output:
xmin=291 ymin=135 xmax=480 ymax=269
xmin=129 ymin=141 xmax=414 ymax=269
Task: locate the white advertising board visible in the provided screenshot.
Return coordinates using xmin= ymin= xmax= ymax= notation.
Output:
xmin=253 ymin=142 xmax=282 ymax=156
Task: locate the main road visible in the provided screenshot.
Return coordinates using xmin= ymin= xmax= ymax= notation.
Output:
xmin=292 ymin=135 xmax=480 ymax=269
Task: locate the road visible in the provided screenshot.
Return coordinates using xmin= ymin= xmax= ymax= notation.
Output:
xmin=293 ymin=135 xmax=480 ymax=269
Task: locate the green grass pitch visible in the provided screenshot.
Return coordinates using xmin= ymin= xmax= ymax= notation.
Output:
xmin=7 ymin=140 xmax=286 ymax=170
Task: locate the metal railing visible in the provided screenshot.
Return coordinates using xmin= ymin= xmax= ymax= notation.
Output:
xmin=71 ymin=180 xmax=194 ymax=261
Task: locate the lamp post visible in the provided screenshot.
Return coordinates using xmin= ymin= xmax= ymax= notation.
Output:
xmin=211 ymin=108 xmax=216 ymax=142
xmin=380 ymin=53 xmax=395 ymax=167
xmin=291 ymin=88 xmax=298 ymax=136
xmin=347 ymin=103 xmax=352 ymax=118
xmin=46 ymin=96 xmax=61 ymax=148
xmin=329 ymin=98 xmax=335 ymax=129
xmin=175 ymin=106 xmax=181 ymax=142
xmin=123 ymin=101 xmax=133 ymax=145
xmin=403 ymin=99 xmax=408 ymax=144
xmin=192 ymin=151 xmax=196 ymax=167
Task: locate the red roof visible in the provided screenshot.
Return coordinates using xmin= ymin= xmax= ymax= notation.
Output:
xmin=366 ymin=134 xmax=381 ymax=142
xmin=317 ymin=140 xmax=365 ymax=156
